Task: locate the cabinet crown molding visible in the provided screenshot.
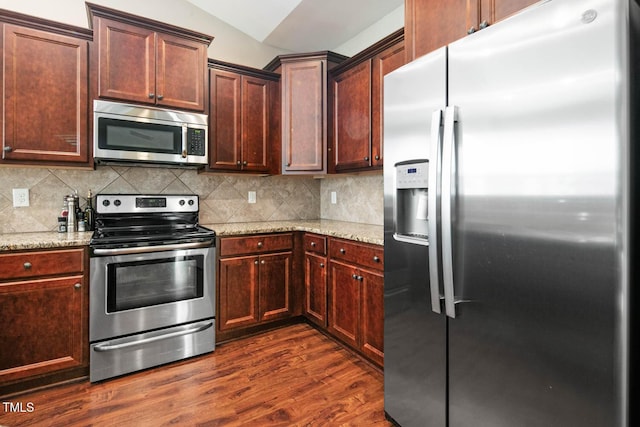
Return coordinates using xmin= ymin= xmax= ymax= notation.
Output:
xmin=86 ymin=2 xmax=213 ymax=45
xmin=0 ymin=8 xmax=93 ymax=40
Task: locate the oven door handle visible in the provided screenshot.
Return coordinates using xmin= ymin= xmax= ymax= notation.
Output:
xmin=92 ymin=240 xmax=214 ymax=256
xmin=93 ymin=321 xmax=214 ymax=352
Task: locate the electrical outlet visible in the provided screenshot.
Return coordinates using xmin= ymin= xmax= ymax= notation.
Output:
xmin=331 ymin=191 xmax=337 ymax=204
xmin=12 ymin=188 xmax=29 ymax=207
xmin=248 ymin=191 xmax=257 ymax=204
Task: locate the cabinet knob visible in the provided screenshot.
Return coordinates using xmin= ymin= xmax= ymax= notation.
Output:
xmin=74 ymin=283 xmax=82 ymax=289
xmin=358 ymin=276 xmax=363 ymax=281
xmin=255 ymin=260 xmax=259 ymax=265
xmin=479 ymin=20 xmax=490 ymax=29
xmin=237 ymin=161 xmax=241 ymax=166
xmin=148 ymin=93 xmax=155 ymax=99
xmin=286 ymin=162 xmax=291 ymax=167
xmin=257 ymin=242 xmax=263 ymax=248
xmin=352 ymin=274 xmax=358 ymax=279
xmin=468 ymin=26 xmax=476 ymax=34
xmin=374 ymin=155 xmax=380 ymax=161
xmin=311 ymin=242 xmax=316 ymax=247
xmin=157 ymin=95 xmax=164 ymax=101
xmin=373 ymin=255 xmax=380 ymax=263
xmin=3 ymin=146 xmax=12 ymax=152
xmin=23 ymin=262 xmax=32 ymax=270
xmin=340 ymin=248 xmax=346 ymax=254
xmin=364 ymin=156 xmax=369 ymax=161
xmin=243 ymin=161 xmax=248 ymax=166
xmin=320 ymin=263 xmax=325 ymax=268
xmin=261 ymin=260 xmax=265 ymax=265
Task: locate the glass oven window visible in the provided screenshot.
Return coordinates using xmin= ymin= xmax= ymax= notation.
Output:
xmin=98 ymin=117 xmax=182 ymax=154
xmin=106 ymin=255 xmax=204 ymax=312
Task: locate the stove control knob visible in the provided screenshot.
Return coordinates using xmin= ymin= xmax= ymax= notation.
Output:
xmin=179 ymin=199 xmax=186 ymax=206
xmin=114 ymin=199 xmax=121 ymax=207
xmin=188 ymin=200 xmax=195 ymax=206
xmin=102 ymin=199 xmax=110 ymax=207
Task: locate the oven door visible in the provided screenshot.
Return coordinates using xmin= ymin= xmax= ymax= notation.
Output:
xmin=90 ymin=242 xmax=215 ymax=342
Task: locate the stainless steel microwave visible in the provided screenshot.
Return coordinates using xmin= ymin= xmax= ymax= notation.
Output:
xmin=93 ymin=100 xmax=208 ymax=167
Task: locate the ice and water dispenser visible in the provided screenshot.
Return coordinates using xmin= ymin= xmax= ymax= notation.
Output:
xmin=393 ymin=160 xmax=429 ymax=245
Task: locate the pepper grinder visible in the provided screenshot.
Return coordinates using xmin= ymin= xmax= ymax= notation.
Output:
xmin=66 ymin=195 xmax=77 ymax=232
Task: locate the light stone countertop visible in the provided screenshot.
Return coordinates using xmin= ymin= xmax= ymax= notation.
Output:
xmin=0 ymin=220 xmax=383 ymax=252
xmin=0 ymin=231 xmax=93 ymax=252
xmin=204 ymin=220 xmax=383 ymax=246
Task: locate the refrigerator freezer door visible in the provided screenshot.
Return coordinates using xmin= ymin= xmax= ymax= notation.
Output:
xmin=447 ymin=0 xmax=623 ymax=426
xmin=383 ymin=47 xmax=447 ymax=427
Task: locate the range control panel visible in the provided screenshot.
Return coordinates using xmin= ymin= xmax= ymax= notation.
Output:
xmin=96 ymin=194 xmax=199 ymax=214
xmin=396 ymin=160 xmax=429 ymax=189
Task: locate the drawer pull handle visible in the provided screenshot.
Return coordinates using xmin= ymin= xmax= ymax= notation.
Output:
xmin=373 ymin=255 xmax=380 ymax=262
xmin=23 ymin=262 xmax=32 ymax=270
xmin=340 ymin=248 xmax=346 ymax=254
xmin=257 ymin=242 xmax=263 ymax=248
xmin=74 ymin=283 xmax=82 ymax=289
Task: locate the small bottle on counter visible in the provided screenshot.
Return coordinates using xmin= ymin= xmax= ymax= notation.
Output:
xmin=66 ymin=195 xmax=76 ymax=233
xmin=58 ymin=216 xmax=67 ymax=233
xmin=61 ymin=196 xmax=69 ymax=218
xmin=84 ymin=189 xmax=95 ymax=231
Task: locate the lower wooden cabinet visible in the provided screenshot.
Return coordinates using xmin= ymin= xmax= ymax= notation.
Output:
xmin=323 ymin=236 xmax=384 ymax=367
xmin=0 ymin=248 xmax=88 ymax=395
xmin=217 ymin=234 xmax=293 ymax=338
xmin=303 ymin=234 xmax=328 ymax=327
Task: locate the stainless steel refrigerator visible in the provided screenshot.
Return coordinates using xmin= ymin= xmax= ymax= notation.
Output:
xmin=383 ymin=0 xmax=637 ymax=426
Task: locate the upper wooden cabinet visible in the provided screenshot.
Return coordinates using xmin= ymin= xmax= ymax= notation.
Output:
xmin=329 ymin=30 xmax=404 ymax=173
xmin=265 ymin=51 xmax=347 ymax=174
xmin=405 ymin=0 xmax=538 ymax=61
xmin=87 ymin=3 xmax=213 ymax=112
xmin=208 ymin=61 xmax=280 ymax=174
xmin=0 ymin=12 xmax=91 ymax=166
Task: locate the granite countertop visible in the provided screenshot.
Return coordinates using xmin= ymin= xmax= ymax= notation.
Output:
xmin=0 ymin=231 xmax=93 ymax=252
xmin=204 ymin=220 xmax=383 ymax=245
xmin=0 ymin=220 xmax=383 ymax=252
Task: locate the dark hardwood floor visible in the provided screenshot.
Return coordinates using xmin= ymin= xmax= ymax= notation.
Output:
xmin=0 ymin=323 xmax=392 ymax=426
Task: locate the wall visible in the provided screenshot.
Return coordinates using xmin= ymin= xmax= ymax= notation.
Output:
xmin=333 ymin=5 xmax=403 ymax=56
xmin=320 ymin=175 xmax=383 ymax=225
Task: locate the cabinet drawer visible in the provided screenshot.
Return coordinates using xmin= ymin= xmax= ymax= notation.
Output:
xmin=0 ymin=248 xmax=85 ymax=280
xmin=220 ymin=233 xmax=293 ymax=257
xmin=329 ymin=238 xmax=383 ymax=271
xmin=303 ymin=233 xmax=327 ymax=255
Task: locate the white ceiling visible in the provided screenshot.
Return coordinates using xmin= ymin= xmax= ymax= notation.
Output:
xmin=185 ymin=0 xmax=403 ymax=52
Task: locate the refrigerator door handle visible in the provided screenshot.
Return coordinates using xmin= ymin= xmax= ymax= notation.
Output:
xmin=428 ymin=109 xmax=444 ymax=314
xmin=442 ymin=105 xmax=457 ymax=318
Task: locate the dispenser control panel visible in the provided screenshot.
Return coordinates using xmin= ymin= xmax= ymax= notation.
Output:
xmin=396 ymin=161 xmax=429 ymax=189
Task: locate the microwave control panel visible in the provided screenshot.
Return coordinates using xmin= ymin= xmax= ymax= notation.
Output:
xmin=187 ymin=128 xmax=206 ymax=156
xmin=396 ymin=161 xmax=429 ymax=189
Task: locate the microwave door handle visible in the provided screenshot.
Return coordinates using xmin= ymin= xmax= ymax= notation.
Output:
xmin=181 ymin=124 xmax=188 ymax=158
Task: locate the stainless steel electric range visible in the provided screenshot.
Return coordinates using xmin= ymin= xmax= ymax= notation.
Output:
xmin=89 ymin=194 xmax=216 ymax=382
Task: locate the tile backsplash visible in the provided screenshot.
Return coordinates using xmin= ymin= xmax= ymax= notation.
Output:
xmin=0 ymin=166 xmax=382 ymax=233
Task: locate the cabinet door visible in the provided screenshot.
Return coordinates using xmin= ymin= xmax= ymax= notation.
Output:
xmin=241 ymin=75 xmax=270 ymax=172
xmin=331 ymin=60 xmax=372 ymax=172
xmin=360 ymin=268 xmax=384 ymax=366
xmin=96 ymin=17 xmax=156 ymax=105
xmin=481 ymin=0 xmax=539 ymax=27
xmin=0 ymin=276 xmax=85 ymax=383
xmin=371 ymin=40 xmax=405 ymax=169
xmin=218 ymin=256 xmax=259 ymax=331
xmin=328 ymin=260 xmax=359 ymax=349
xmin=209 ymin=69 xmax=241 ymax=171
xmin=2 ymin=24 xmax=88 ymax=164
xmin=156 ymin=32 xmax=206 ymax=111
xmin=405 ymin=0 xmax=467 ymax=61
xmin=282 ymin=60 xmax=326 ymax=173
xmin=305 ymin=252 xmax=327 ymax=327
xmin=258 ymin=252 xmax=292 ymax=322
